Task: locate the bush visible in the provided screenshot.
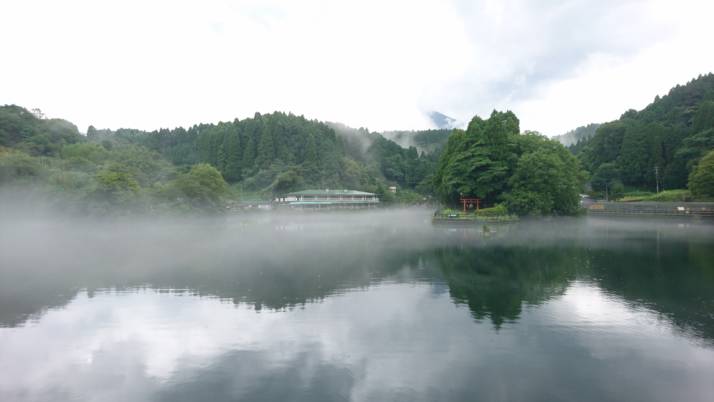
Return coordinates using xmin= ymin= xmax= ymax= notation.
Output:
xmin=619 ymin=189 xmax=692 ymax=202
xmin=476 ymin=204 xmax=509 ymax=217
xmin=160 ymin=163 xmax=228 ymax=210
xmin=393 ymin=189 xmax=424 ymax=204
xmin=270 ymin=169 xmax=303 ymax=194
xmin=504 ymin=190 xmax=552 ymax=216
xmin=621 ymin=190 xmax=654 ymax=198
xmin=61 ymin=143 xmax=109 ymax=164
xmin=609 ymin=179 xmax=625 ymax=200
xmin=648 ymin=189 xmax=693 ymax=201
xmin=48 ymin=170 xmax=93 ymax=194
xmin=108 ymin=144 xmax=176 ymax=186
xmin=91 ymin=163 xmax=141 ymax=205
xmin=0 ymin=151 xmax=44 ymax=183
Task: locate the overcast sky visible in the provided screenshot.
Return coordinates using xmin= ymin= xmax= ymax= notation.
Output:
xmin=2 ymin=0 xmax=713 ymax=135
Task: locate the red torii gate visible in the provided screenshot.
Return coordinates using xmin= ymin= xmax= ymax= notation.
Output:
xmin=460 ymin=196 xmax=480 ymax=213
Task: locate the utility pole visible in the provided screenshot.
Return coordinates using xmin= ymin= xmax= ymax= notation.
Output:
xmin=654 ymin=166 xmax=660 ymax=193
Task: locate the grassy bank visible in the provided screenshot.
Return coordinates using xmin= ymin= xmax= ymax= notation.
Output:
xmin=617 ymin=189 xmax=713 ymax=202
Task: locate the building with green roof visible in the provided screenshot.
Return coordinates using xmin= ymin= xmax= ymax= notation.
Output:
xmin=276 ymin=189 xmax=379 ymax=209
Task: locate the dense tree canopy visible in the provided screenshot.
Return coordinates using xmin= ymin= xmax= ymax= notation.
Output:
xmin=576 ymin=74 xmax=714 ymax=192
xmin=434 ymin=112 xmax=517 ymax=205
xmin=688 ymin=149 xmax=714 ymax=198
xmin=433 ymin=111 xmax=585 ymax=215
xmin=506 ymin=141 xmax=583 ymax=215
xmin=0 ymin=105 xmax=81 ymax=155
xmin=89 ymin=112 xmax=438 ymax=196
xmin=0 ymin=104 xmax=443 ymax=213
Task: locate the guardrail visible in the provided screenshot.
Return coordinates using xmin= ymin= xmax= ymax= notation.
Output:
xmin=587 ymin=201 xmax=714 ymax=218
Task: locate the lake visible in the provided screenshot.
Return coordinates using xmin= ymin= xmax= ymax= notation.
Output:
xmin=1 ymin=209 xmax=713 ymax=402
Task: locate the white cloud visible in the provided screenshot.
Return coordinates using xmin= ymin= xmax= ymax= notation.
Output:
xmin=3 ymin=283 xmax=714 ymax=401
xmin=0 ymin=285 xmax=482 ymax=401
xmin=0 ymin=0 xmax=712 ymax=134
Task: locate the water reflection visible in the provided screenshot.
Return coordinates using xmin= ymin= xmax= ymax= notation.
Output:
xmin=586 ymin=240 xmax=714 ymax=341
xmin=1 ymin=212 xmax=714 ymax=401
xmin=1 ymin=214 xmax=714 ymax=340
xmin=1 ymin=285 xmax=470 ymax=402
xmin=436 ymin=246 xmax=582 ymax=327
xmin=3 ymin=282 xmax=714 ymax=402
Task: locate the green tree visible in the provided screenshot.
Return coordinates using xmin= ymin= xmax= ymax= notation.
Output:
xmin=109 ymin=144 xmax=176 ymax=186
xmin=693 ymin=101 xmax=714 ymax=132
xmin=590 ymin=162 xmax=621 ymax=200
xmin=0 ymin=150 xmax=43 ymax=183
xmin=61 ymin=143 xmax=109 ymax=166
xmin=505 ymin=147 xmax=583 ymax=215
xmin=302 ymin=133 xmax=319 ymax=183
xmin=581 ymin=121 xmax=628 ymax=172
xmin=434 ymin=112 xmax=583 ymax=214
xmin=271 ymin=169 xmax=304 ymax=194
xmin=689 ymin=149 xmax=714 ymax=197
xmin=92 ymin=163 xmax=141 ymax=205
xmin=167 ymin=163 xmax=228 ymax=209
xmin=618 ymin=122 xmax=658 ymax=187
xmin=256 ymin=117 xmax=275 ymax=168
xmin=433 ymin=111 xmax=520 ymax=205
xmin=223 ymin=132 xmax=242 ymax=182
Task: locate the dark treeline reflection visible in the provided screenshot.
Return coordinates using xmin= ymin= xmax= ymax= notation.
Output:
xmin=437 ymin=246 xmax=582 ymax=327
xmin=0 ymin=209 xmax=439 ymax=326
xmin=587 ymin=240 xmax=714 ymax=341
xmin=1 ymin=210 xmax=713 ymax=344
xmin=436 ymin=240 xmax=714 ymax=341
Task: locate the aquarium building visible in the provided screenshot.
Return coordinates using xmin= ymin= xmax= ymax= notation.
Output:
xmin=276 ymin=189 xmax=379 ymax=209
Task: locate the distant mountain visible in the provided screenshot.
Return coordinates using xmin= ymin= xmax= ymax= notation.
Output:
xmin=552 ymin=123 xmax=601 ymax=147
xmin=428 ymin=111 xmax=458 ymax=129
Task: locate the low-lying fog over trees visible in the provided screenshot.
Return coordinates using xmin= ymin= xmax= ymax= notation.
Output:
xmin=2 ymin=73 xmax=714 ymax=215
xmin=0 ymin=107 xmax=438 ymax=212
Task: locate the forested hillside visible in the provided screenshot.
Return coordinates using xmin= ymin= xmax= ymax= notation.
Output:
xmin=90 ymin=113 xmax=436 ymax=195
xmin=0 ymin=106 xmax=233 ymax=212
xmin=577 ymin=74 xmax=714 ymax=193
xmin=3 ymin=73 xmax=713 ymax=214
xmin=0 ymin=105 xmax=439 ymax=213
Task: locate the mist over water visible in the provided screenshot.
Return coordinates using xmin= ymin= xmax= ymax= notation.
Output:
xmin=1 ymin=203 xmax=714 ymax=402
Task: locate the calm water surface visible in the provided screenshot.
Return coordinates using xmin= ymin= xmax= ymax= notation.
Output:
xmin=1 ymin=209 xmax=713 ymax=402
